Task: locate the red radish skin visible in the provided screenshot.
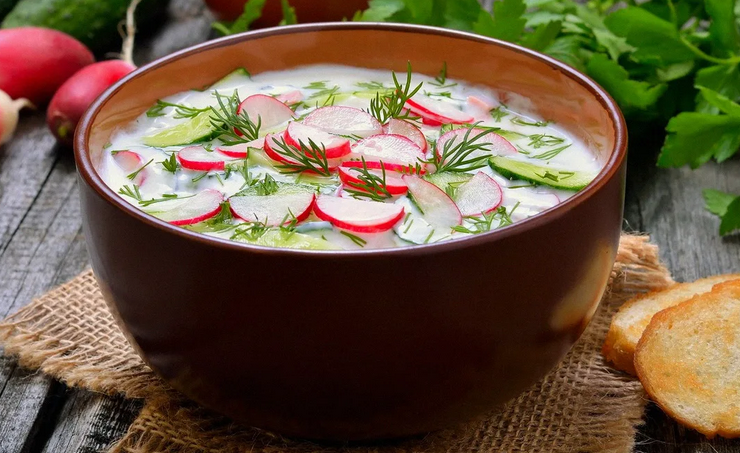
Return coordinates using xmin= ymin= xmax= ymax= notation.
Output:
xmin=348 ymin=134 xmax=426 ymax=173
xmin=216 ymin=137 xmax=264 ymax=158
xmin=0 ymin=89 xmax=32 ymax=145
xmin=286 ymin=121 xmax=351 ymax=158
xmin=314 ymin=195 xmax=405 ymax=233
xmin=177 ymin=146 xmax=235 ymax=171
xmin=337 ymin=166 xmax=408 ymax=195
xmin=435 ymin=128 xmax=517 ymax=163
xmin=237 ymin=94 xmax=294 ymax=131
xmin=383 ymin=119 xmax=428 ymax=152
xmin=47 ymin=60 xmax=136 ymax=146
xmin=405 ymin=96 xmax=473 ymax=125
xmin=229 ymin=191 xmax=315 ymax=226
xmin=264 ymin=133 xmax=343 ymax=170
xmin=152 ymin=189 xmax=224 ymax=226
xmin=402 ymin=175 xmax=462 ymax=228
xmin=112 ymin=150 xmax=147 ymax=185
xmin=0 ymin=28 xmax=94 ymax=105
xmin=303 ymin=106 xmax=383 ymax=138
xmin=454 ymin=172 xmax=503 ymax=216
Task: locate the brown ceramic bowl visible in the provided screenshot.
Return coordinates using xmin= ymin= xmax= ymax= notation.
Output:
xmin=75 ymin=23 xmax=626 ymax=441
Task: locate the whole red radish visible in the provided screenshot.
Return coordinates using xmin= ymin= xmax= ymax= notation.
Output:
xmin=0 ymin=27 xmax=94 ymax=105
xmin=0 ymin=90 xmax=32 ymax=145
xmin=47 ymin=60 xmax=136 ymax=146
xmin=47 ymin=0 xmax=142 ymax=147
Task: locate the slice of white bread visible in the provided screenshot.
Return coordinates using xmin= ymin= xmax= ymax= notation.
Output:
xmin=603 ymin=274 xmax=740 ymax=374
xmin=635 ymin=280 xmax=740 ymax=438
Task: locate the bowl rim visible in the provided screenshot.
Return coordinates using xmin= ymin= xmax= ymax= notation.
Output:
xmin=75 ymin=22 xmax=627 ymax=257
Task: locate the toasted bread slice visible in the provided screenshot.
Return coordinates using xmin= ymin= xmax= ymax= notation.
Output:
xmin=603 ymin=274 xmax=740 ymax=374
xmin=635 ymin=280 xmax=740 ymax=438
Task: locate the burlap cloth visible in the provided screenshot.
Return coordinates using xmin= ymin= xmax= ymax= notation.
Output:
xmin=0 ymin=234 xmax=674 ymax=453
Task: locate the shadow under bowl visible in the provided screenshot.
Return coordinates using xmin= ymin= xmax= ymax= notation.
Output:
xmin=74 ymin=23 xmax=627 ymax=442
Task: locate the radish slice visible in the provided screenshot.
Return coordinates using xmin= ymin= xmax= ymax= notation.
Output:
xmin=264 ymin=133 xmax=343 ymax=171
xmin=286 ymin=121 xmax=351 ymax=158
xmin=435 ymin=128 xmax=517 ymax=163
xmin=338 ymin=165 xmax=408 ymax=195
xmin=454 ymin=172 xmax=503 ymax=216
xmin=347 ymin=134 xmax=426 ymax=173
xmin=314 ymin=195 xmax=405 ymax=233
xmin=230 ymin=189 xmax=315 ymax=226
xmin=405 ymin=96 xmax=473 ymax=125
xmin=303 ymin=106 xmax=383 ymax=138
xmin=177 ymin=146 xmax=234 ymax=171
xmin=402 ymin=175 xmax=462 ymax=228
xmin=216 ymin=137 xmax=264 ymax=158
xmin=383 ymin=118 xmax=427 ymax=152
xmin=113 ymin=151 xmax=147 ymax=185
xmin=237 ymin=94 xmax=294 ymax=129
xmin=467 ymin=94 xmax=497 ymax=113
xmin=275 ymin=90 xmax=303 ymax=106
xmin=150 ymin=189 xmax=224 ymax=226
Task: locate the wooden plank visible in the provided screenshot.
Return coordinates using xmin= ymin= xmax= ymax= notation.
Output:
xmin=626 ymin=149 xmax=740 ymax=452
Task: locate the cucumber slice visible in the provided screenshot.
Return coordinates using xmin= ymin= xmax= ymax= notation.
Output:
xmin=241 ymin=230 xmax=340 ymax=250
xmin=423 ymin=172 xmax=472 ymax=193
xmin=489 ymin=156 xmax=595 ymax=191
xmin=143 ymin=111 xmax=219 ymax=147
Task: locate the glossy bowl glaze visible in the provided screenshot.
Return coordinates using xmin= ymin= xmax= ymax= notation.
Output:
xmin=75 ymin=23 xmax=627 ymax=441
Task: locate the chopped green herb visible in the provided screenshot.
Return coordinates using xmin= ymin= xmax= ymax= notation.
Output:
xmin=490 ymin=106 xmax=508 ymax=122
xmin=118 ymin=184 xmax=142 ymax=201
xmin=271 ymin=136 xmax=332 ymax=176
xmin=126 ymin=159 xmax=153 ymax=181
xmin=160 ymin=153 xmax=178 ymax=174
xmin=209 ymin=91 xmax=261 ymax=144
xmin=511 ymin=117 xmax=550 ymax=127
xmin=368 ymin=62 xmax=423 ymax=124
xmin=429 ymin=124 xmax=497 ymax=172
xmin=355 ymin=81 xmax=385 ymax=90
xmin=344 ymin=158 xmax=393 ymax=202
xmin=341 ymin=231 xmax=367 ymax=247
xmin=139 ymin=193 xmax=195 ymax=207
xmin=532 ymin=144 xmax=571 ymax=160
xmin=253 ymin=174 xmax=279 ymax=196
xmin=528 ymin=134 xmax=566 ymax=149
xmin=147 ymin=100 xmax=210 ymax=119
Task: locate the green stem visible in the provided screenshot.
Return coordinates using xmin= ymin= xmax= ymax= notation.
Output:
xmin=680 ymin=36 xmax=740 ymax=65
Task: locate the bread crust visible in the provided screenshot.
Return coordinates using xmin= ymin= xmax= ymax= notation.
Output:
xmin=602 ymin=274 xmax=740 ymax=375
xmin=635 ymin=280 xmax=740 ymax=439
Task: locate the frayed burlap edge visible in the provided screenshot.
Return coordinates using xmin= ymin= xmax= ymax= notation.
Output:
xmin=0 ymin=234 xmax=674 ymax=453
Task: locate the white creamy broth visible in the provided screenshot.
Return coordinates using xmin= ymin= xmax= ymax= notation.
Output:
xmin=100 ymin=64 xmax=601 ymax=250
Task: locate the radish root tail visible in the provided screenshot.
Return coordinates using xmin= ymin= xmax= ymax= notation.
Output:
xmin=121 ymin=0 xmax=143 ymax=66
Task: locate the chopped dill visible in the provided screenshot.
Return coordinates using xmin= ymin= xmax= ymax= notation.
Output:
xmin=428 ymin=124 xmax=496 ymax=173
xmin=253 ymin=174 xmax=279 ymax=196
xmin=489 ymin=106 xmax=508 ymax=122
xmin=341 ymin=231 xmax=367 ymax=247
xmin=139 ymin=193 xmax=195 ymax=207
xmin=118 ymin=184 xmax=142 ymax=201
xmin=355 ymin=81 xmax=385 ymax=90
xmin=126 ymin=159 xmax=153 ymax=181
xmin=511 ymin=117 xmax=549 ymax=127
xmin=209 ymin=91 xmax=261 ymax=143
xmin=528 ymin=134 xmax=566 ymax=149
xmin=231 ymin=221 xmax=270 ymax=242
xmin=344 ymin=158 xmax=393 ymax=202
xmin=429 ymin=62 xmax=456 ymax=88
xmin=271 ymin=136 xmax=332 ymax=176
xmin=192 ymin=172 xmax=209 ymax=183
xmin=303 ymin=81 xmax=329 ymax=90
xmin=451 ymin=203 xmax=520 ymax=234
xmin=367 ymin=62 xmax=423 ymax=124
xmin=146 ymin=100 xmax=210 ymax=119
xmin=423 ymin=229 xmax=435 ymax=243
xmin=160 ymin=153 xmax=178 ymax=174
xmin=532 ymin=144 xmax=571 ymax=160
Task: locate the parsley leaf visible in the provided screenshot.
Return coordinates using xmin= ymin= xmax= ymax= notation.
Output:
xmin=657 ymin=112 xmax=740 ymax=167
xmin=705 ymin=0 xmax=740 ymax=57
xmin=695 ymin=64 xmax=740 ymax=113
xmin=604 ymin=7 xmax=695 ymax=66
xmin=586 ymin=54 xmax=667 ymax=113
xmin=703 ymin=189 xmax=740 ymax=235
xmin=354 ymin=0 xmax=405 ymax=21
xmin=213 ymin=0 xmax=267 ymax=35
xmin=697 ymin=86 xmax=740 ymax=116
xmin=279 ymin=0 xmax=297 ymax=25
xmin=473 ymin=0 xmax=527 ymax=42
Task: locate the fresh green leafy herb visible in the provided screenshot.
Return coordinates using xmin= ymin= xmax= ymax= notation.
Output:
xmin=489 ymin=106 xmax=508 ymax=122
xmin=118 ymin=184 xmax=142 ymax=201
xmin=429 ymin=125 xmax=498 ymax=172
xmin=147 ymin=100 xmax=210 ymax=119
xmin=430 ymin=62 xmax=457 ymax=88
xmin=231 ymin=221 xmax=270 ymax=242
xmin=212 ymin=0 xmax=267 ymax=35
xmin=511 ymin=117 xmax=549 ymax=127
xmin=127 ymin=159 xmax=153 ymax=181
xmin=139 ymin=193 xmax=195 ymax=207
xmin=160 ymin=153 xmax=178 ymax=174
xmin=703 ymin=189 xmax=740 ymax=235
xmin=210 ymin=91 xmax=261 ymax=144
xmin=451 ymin=203 xmax=520 ymax=234
xmin=368 ymin=62 xmax=423 ymax=124
xmin=531 ymin=144 xmax=571 ymax=160
xmin=344 ymin=158 xmax=393 ymax=202
xmin=528 ymin=134 xmax=566 ymax=148
xmin=253 ymin=174 xmax=279 ymax=196
xmin=271 ymin=136 xmax=332 ymax=176
xmin=355 ymin=81 xmax=385 ymax=90
xmin=341 ymin=231 xmax=367 ymax=247
xmin=191 ymin=172 xmax=210 ymax=183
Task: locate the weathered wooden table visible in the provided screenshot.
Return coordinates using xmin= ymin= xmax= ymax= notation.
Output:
xmin=1 ymin=1 xmax=738 ymax=452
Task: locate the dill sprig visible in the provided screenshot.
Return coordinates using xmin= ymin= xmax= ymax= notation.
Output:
xmin=271 ymin=136 xmax=332 ymax=176
xmin=341 ymin=231 xmax=367 ymax=247
xmin=139 ymin=193 xmax=195 ymax=207
xmin=344 ymin=158 xmax=393 ymax=202
xmin=489 ymin=106 xmax=508 ymax=122
xmin=429 ymin=125 xmax=498 ymax=173
xmin=160 ymin=153 xmax=178 ymax=174
xmin=368 ymin=62 xmax=423 ymax=124
xmin=451 ymin=203 xmax=520 ymax=234
xmin=127 ymin=159 xmax=153 ymax=180
xmin=355 ymin=81 xmax=385 ymax=90
xmin=429 ymin=62 xmax=457 ymax=88
xmin=532 ymin=144 xmax=571 ymax=160
xmin=528 ymin=134 xmax=566 ymax=149
xmin=146 ymin=100 xmax=210 ymax=119
xmin=119 ymin=184 xmax=142 ymax=201
xmin=231 ymin=221 xmax=270 ymax=242
xmin=511 ymin=117 xmax=549 ymax=127
xmin=209 ymin=91 xmax=261 ymax=144
xmin=253 ymin=174 xmax=279 ymax=196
